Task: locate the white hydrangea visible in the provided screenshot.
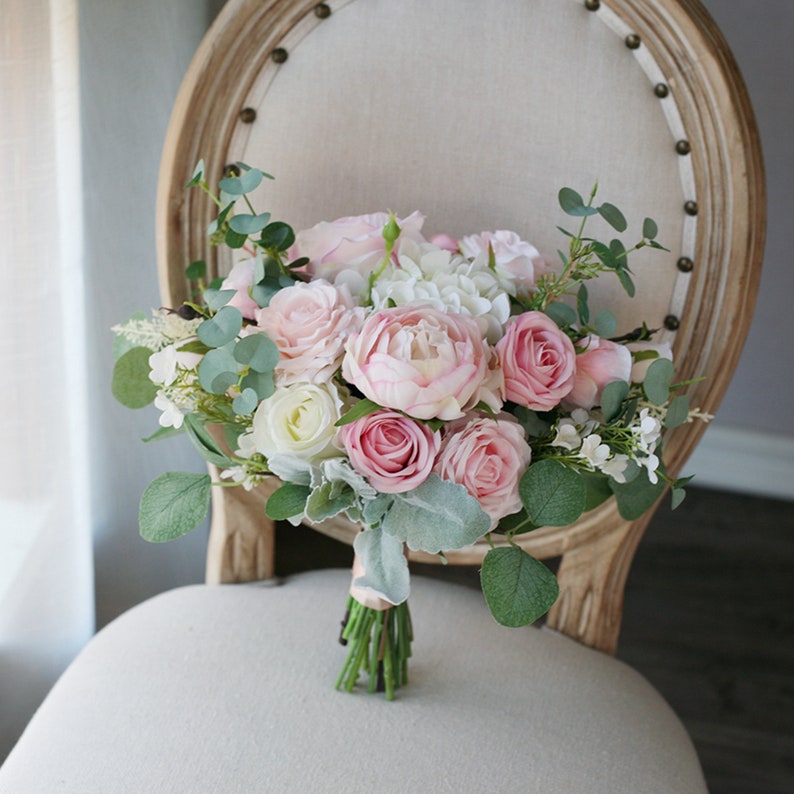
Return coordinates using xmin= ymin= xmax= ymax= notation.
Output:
xmin=371 ymin=238 xmax=510 ymax=343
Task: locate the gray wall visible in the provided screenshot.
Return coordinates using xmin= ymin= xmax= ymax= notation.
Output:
xmin=78 ymin=0 xmax=793 ymax=625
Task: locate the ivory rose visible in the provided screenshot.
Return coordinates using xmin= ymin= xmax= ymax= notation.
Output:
xmin=255 ymin=280 xmax=364 ymax=385
xmin=289 ymin=211 xmax=427 ymax=283
xmin=339 ymin=409 xmax=440 ymax=493
xmin=219 ymin=259 xmax=259 ymax=320
xmin=434 ymin=413 xmax=531 ymax=529
xmin=495 ymin=311 xmax=577 ymax=410
xmin=249 ymin=381 xmax=344 ymax=461
xmin=626 ymin=341 xmax=674 ymax=383
xmin=566 ymin=335 xmax=632 ymax=410
xmin=342 ymin=305 xmax=492 ymax=421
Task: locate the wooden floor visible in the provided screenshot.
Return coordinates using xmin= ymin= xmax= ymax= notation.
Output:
xmin=276 ymin=487 xmax=794 ymax=794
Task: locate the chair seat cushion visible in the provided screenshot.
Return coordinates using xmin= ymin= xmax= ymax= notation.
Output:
xmin=0 ymin=570 xmax=706 ymax=793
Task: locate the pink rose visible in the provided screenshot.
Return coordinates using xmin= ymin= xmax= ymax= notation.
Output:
xmin=342 ymin=305 xmax=492 ymax=421
xmin=566 ymin=335 xmax=632 ymax=410
xmin=220 ymin=259 xmax=259 ymax=320
xmin=289 ymin=211 xmax=427 ymax=282
xmin=459 ymin=230 xmax=547 ymax=296
xmin=626 ymin=341 xmax=674 ymax=383
xmin=496 ymin=311 xmax=577 ymax=410
xmin=428 ymin=233 xmax=460 ymax=252
xmin=339 ymin=409 xmax=440 ymax=493
xmin=255 ymin=280 xmax=364 ymax=384
xmin=434 ymin=413 xmax=532 ymax=529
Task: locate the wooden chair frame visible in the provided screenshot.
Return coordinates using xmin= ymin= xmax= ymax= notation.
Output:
xmin=156 ymin=0 xmax=764 ymax=654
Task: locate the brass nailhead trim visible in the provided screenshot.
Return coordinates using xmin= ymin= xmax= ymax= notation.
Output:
xmin=654 ymin=83 xmax=669 ymax=98
xmin=314 ymin=3 xmax=331 ymax=17
xmin=664 ymin=315 xmax=681 ymax=331
xmin=239 ymin=107 xmax=257 ymax=124
xmin=584 ymin=0 xmax=600 ymax=10
xmin=223 ymin=164 xmax=241 ymax=178
xmin=676 ymin=139 xmax=691 ymax=155
xmin=684 ymin=200 xmax=699 ymax=216
xmin=625 ymin=33 xmax=641 ymax=49
xmin=271 ymin=47 xmax=288 ymax=64
xmin=677 ymin=257 xmax=694 ymax=273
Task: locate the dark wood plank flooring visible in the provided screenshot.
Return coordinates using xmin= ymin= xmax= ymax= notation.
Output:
xmin=276 ymin=487 xmax=794 ymax=793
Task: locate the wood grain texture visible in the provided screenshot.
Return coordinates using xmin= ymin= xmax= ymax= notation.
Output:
xmin=156 ymin=0 xmax=765 ymax=654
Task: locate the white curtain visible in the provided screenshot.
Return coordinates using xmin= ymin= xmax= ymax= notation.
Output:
xmin=0 ymin=0 xmax=94 ymax=758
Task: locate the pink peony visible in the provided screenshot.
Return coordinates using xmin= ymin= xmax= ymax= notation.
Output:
xmin=459 ymin=230 xmax=547 ymax=296
xmin=220 ymin=259 xmax=259 ymax=320
xmin=566 ymin=335 xmax=632 ymax=410
xmin=339 ymin=409 xmax=440 ymax=494
xmin=342 ymin=305 xmax=492 ymax=421
xmin=434 ymin=413 xmax=532 ymax=529
xmin=289 ymin=211 xmax=427 ymax=282
xmin=626 ymin=341 xmax=674 ymax=383
xmin=496 ymin=311 xmax=577 ymax=410
xmin=255 ymin=280 xmax=364 ymax=384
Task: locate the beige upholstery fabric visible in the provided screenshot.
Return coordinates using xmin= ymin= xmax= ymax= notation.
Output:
xmin=0 ymin=570 xmax=706 ymax=793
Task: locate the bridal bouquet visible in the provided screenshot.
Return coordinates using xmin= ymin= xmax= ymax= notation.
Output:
xmin=113 ymin=162 xmax=703 ymax=699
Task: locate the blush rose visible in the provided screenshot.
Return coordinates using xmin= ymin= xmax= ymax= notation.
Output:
xmin=339 ymin=409 xmax=440 ymax=494
xmin=495 ymin=311 xmax=577 ymax=410
xmin=255 ymin=280 xmax=364 ymax=385
xmin=434 ymin=413 xmax=532 ymax=529
xmin=219 ymin=259 xmax=259 ymax=320
xmin=566 ymin=335 xmax=632 ymax=410
xmin=342 ymin=305 xmax=493 ymax=421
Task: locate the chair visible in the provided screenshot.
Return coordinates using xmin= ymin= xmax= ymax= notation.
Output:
xmin=0 ymin=0 xmax=763 ymax=791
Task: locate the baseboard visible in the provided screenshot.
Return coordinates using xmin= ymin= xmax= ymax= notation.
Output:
xmin=680 ymin=424 xmax=794 ymax=502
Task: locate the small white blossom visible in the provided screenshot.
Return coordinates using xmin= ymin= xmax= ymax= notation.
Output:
xmin=638 ymin=451 xmax=661 ymax=484
xmin=149 ymin=346 xmax=179 ymax=386
xmin=600 ymin=454 xmax=629 ymax=484
xmin=551 ymin=420 xmax=581 ymax=451
xmin=636 ymin=408 xmax=662 ymax=452
xmin=154 ymin=392 xmax=184 ymax=429
xmin=218 ymin=466 xmax=266 ymax=491
xmin=578 ymin=434 xmax=611 ymax=468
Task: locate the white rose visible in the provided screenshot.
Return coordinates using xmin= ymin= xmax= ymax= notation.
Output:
xmin=249 ymin=382 xmax=344 ymax=461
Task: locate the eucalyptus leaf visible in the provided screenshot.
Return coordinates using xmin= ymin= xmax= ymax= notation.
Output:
xmin=558 ymin=187 xmax=597 ymax=217
xmin=203 ymin=288 xmax=236 ymax=310
xmin=480 ymin=546 xmax=559 ymax=627
xmin=519 ymin=459 xmax=586 ymax=527
xmin=232 ymin=388 xmax=259 ymax=416
xmin=197 ymin=306 xmax=243 ymax=348
xmin=265 ymin=482 xmax=311 ymax=520
xmin=260 ymin=221 xmax=295 ymax=252
xmin=671 ymin=487 xmax=687 ymax=510
xmin=142 ymin=425 xmax=185 ymax=443
xmin=219 ymin=168 xmax=263 ymax=196
xmin=545 ymin=301 xmax=578 ymax=328
xmin=353 ymin=528 xmax=410 ymax=606
xmin=225 ymin=227 xmax=248 ymax=249
xmin=251 ymin=280 xmax=281 ymax=308
xmin=592 ymin=309 xmax=617 ymax=338
xmin=139 ymin=472 xmax=211 ymax=542
xmin=198 ymin=345 xmax=240 ymax=394
xmin=597 ymin=202 xmax=627 ymax=232
xmin=664 ymin=394 xmax=690 ymax=428
xmin=240 ymin=369 xmax=275 ymax=401
xmin=233 ymin=332 xmax=279 ymax=373
xmin=228 ymin=212 xmax=271 ymax=235
xmin=184 ymin=159 xmax=205 ymax=188
xmin=111 ymin=347 xmax=158 ymax=409
xmin=183 ymin=415 xmax=235 ymax=467
xmin=616 ymin=267 xmax=636 ymax=297
xmin=577 ymin=284 xmax=590 ymax=325
xmin=600 ymin=380 xmax=629 ymax=422
xmin=644 ymin=358 xmax=674 ymax=404
xmin=185 ymin=260 xmax=207 ymax=281
xmin=643 ymin=217 xmax=659 ymax=240
xmin=610 ymin=470 xmax=666 ymax=520
xmin=381 ymin=475 xmax=490 ymax=553
xmin=582 ymin=472 xmax=613 ymax=511
xmin=335 ymin=398 xmax=383 ymax=427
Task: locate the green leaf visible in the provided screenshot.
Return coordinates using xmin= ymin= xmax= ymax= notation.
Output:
xmin=184 ymin=159 xmax=205 ymax=189
xmin=251 ymin=279 xmax=282 ymax=308
xmin=644 ymin=358 xmax=674 ymax=404
xmin=233 ymin=332 xmax=279 ymax=373
xmin=609 ymin=238 xmax=628 ymax=269
xmin=240 ymin=369 xmax=275 ymax=401
xmin=353 ymin=528 xmax=410 ymax=606
xmin=142 ymin=425 xmax=185 ymax=443
xmin=610 ymin=471 xmax=666 ymax=520
xmin=335 ymin=398 xmax=383 ymax=427
xmin=232 ymin=388 xmax=259 ymax=416
xmin=592 ymin=309 xmax=617 ymax=338
xmin=545 ymin=301 xmax=578 ymax=328
xmin=265 ymin=482 xmax=311 ymax=520
xmin=207 ymin=202 xmax=234 ymax=236
xmin=591 ymin=241 xmax=618 ymax=270
xmin=197 ymin=306 xmax=243 ymax=348
xmin=582 ymin=472 xmax=613 ymax=511
xmin=203 ymin=288 xmax=236 ymax=310
xmin=643 ymin=217 xmax=659 ymax=240
xmin=219 ymin=168 xmax=264 ymax=196
xmin=597 ymin=202 xmax=627 ymax=232
xmin=198 ymin=345 xmax=240 ymax=394
xmin=228 ymin=212 xmax=271 ymax=235
xmin=519 ymin=459 xmax=586 ymax=527
xmin=111 ymin=347 xmax=158 ymax=409
xmin=185 ymin=260 xmax=207 ymax=280
xmin=183 ymin=415 xmax=235 ymax=467
xmin=670 ymin=487 xmax=687 ymax=509
xmin=305 ymin=480 xmax=357 ymax=523
xmin=511 ymin=406 xmax=552 ymax=439
xmin=558 ymin=187 xmax=598 ymax=217
xmin=577 ymin=284 xmax=590 ymax=325
xmin=139 ymin=472 xmax=211 ymax=542
xmin=495 ymin=508 xmax=538 ymax=537
xmin=600 ymin=379 xmax=629 ymax=422
xmin=664 ymin=394 xmax=690 ymax=428
xmin=225 ymin=227 xmax=248 ymax=249
xmin=480 ymin=546 xmax=559 ymax=627
xmin=260 ymin=221 xmax=295 ymax=252
xmin=382 ymin=475 xmax=490 ymax=553
xmin=616 ymin=267 xmax=636 ymax=297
